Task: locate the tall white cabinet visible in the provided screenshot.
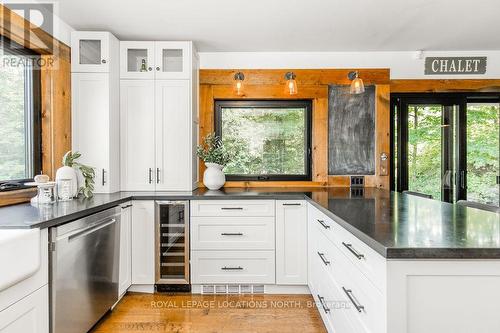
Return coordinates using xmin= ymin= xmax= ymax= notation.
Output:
xmin=120 ymin=41 xmax=198 ymax=191
xmin=71 ymin=31 xmax=120 ymax=193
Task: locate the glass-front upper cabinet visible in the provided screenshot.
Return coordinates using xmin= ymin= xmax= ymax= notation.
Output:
xmin=71 ymin=31 xmax=111 ymax=73
xmin=120 ymin=41 xmax=155 ymax=79
xmin=154 ymin=42 xmax=191 ymax=79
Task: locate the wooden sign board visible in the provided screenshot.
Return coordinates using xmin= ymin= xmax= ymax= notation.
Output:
xmin=425 ymin=57 xmax=487 ymax=75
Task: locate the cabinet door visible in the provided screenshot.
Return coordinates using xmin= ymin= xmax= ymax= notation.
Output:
xmin=71 ymin=31 xmax=109 ymax=72
xmin=120 ymin=41 xmax=155 ymax=79
xmin=276 ymin=200 xmax=308 ymax=285
xmin=72 ymin=73 xmax=110 ymax=193
xmin=119 ymin=203 xmax=132 ymax=296
xmin=155 ymin=80 xmax=191 ymax=191
xmin=120 ymin=80 xmax=156 ymax=191
xmin=154 ymin=42 xmax=190 ymax=79
xmin=131 ymin=201 xmax=155 ymax=285
xmin=0 ymin=285 xmax=48 ymax=333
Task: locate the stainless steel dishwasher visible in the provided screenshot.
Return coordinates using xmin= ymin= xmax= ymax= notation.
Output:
xmin=49 ymin=206 xmax=120 ymax=333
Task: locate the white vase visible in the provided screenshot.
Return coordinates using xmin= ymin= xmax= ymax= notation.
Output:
xmin=55 ymin=166 xmax=79 ymax=198
xmin=203 ymin=163 xmax=226 ymax=190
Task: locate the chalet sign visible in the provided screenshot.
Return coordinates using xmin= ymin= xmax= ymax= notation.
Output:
xmin=424 ymin=57 xmax=487 ymax=75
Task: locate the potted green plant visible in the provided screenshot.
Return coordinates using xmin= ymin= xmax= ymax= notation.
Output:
xmin=55 ymin=151 xmax=96 ymax=198
xmin=197 ymin=133 xmax=230 ymax=190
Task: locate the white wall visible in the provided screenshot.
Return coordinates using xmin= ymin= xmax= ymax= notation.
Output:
xmin=199 ymin=50 xmax=500 ymax=80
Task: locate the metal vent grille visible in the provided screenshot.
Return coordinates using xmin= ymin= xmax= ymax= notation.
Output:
xmin=200 ymin=284 xmax=265 ymax=294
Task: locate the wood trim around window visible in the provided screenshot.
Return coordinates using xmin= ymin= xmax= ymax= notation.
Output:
xmin=0 ymin=4 xmax=71 ymax=206
xmin=199 ymin=69 xmax=391 ymax=189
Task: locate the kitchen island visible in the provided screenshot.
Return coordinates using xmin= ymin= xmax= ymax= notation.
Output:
xmin=1 ymin=188 xmax=499 ymax=333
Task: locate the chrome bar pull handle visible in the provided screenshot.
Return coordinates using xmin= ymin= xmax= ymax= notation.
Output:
xmin=221 ymin=233 xmax=244 ymax=236
xmin=317 ymin=252 xmax=331 ymax=265
xmin=342 ymin=287 xmax=365 ymax=313
xmin=342 ymin=242 xmax=365 ymax=259
xmin=317 ymin=295 xmax=330 ymax=313
xmin=156 ymin=168 xmax=160 ymax=184
xmin=221 ymin=207 xmax=244 ymax=210
xmin=283 ymin=203 xmax=301 ymax=206
xmin=221 ymin=266 xmax=243 ymax=270
xmin=148 ymin=168 xmax=153 ymax=184
xmin=317 ymin=219 xmax=330 ymax=229
xmin=102 ymin=169 xmax=106 ymax=186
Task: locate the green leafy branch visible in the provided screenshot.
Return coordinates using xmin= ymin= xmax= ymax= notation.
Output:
xmin=62 ymin=151 xmax=95 ymax=198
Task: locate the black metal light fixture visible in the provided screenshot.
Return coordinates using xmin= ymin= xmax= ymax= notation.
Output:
xmin=285 ymin=72 xmax=298 ymax=95
xmin=234 ymin=72 xmax=245 ymax=96
xmin=348 ymin=71 xmax=365 ymax=94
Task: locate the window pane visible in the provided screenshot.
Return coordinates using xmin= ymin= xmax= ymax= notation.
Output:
xmin=466 ymin=102 xmax=500 ymax=206
xmin=220 ymin=106 xmax=308 ymax=177
xmin=407 ymin=105 xmax=443 ymax=200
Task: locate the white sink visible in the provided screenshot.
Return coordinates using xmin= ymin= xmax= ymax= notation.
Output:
xmin=0 ymin=229 xmax=40 ymax=292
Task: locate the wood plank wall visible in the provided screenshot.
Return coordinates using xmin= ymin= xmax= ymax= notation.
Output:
xmin=199 ymin=69 xmax=391 ymax=189
xmin=0 ymin=4 xmax=71 ymax=206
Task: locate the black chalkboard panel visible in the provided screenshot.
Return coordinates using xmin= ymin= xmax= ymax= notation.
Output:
xmin=328 ymin=85 xmax=375 ymax=175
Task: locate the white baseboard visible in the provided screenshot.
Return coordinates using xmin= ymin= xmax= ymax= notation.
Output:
xmin=128 ymin=284 xmax=155 ymax=293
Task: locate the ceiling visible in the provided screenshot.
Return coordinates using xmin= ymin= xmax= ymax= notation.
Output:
xmin=56 ymin=0 xmax=500 ymax=52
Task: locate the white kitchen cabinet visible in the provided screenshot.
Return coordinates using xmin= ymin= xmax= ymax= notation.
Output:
xmin=71 ymin=31 xmax=116 ymax=73
xmin=72 ymin=72 xmax=120 ymax=193
xmin=131 ymin=201 xmax=155 ymax=285
xmin=120 ymin=41 xmax=155 ymax=79
xmin=119 ymin=202 xmax=132 ymax=296
xmin=154 ymin=42 xmax=191 ymax=79
xmin=120 ymin=80 xmax=156 ymax=191
xmin=275 ymin=200 xmax=308 ymax=285
xmin=119 ymin=40 xmax=198 ymax=191
xmin=71 ymin=31 xmax=120 ymax=193
xmin=0 ymin=285 xmax=48 ymax=333
xmin=155 ymin=80 xmax=191 ymax=190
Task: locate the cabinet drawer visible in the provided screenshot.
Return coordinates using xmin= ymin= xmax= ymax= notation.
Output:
xmin=191 ymin=217 xmax=275 ymax=250
xmin=331 ymin=219 xmax=386 ymax=293
xmin=308 ymin=204 xmax=337 ymax=243
xmin=309 ymin=244 xmax=355 ymax=333
xmin=191 ymin=200 xmax=275 ymax=217
xmin=191 ymin=251 xmax=275 ymax=284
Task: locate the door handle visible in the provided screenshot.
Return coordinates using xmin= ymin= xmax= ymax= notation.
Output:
xmin=221 ymin=266 xmax=243 ymax=270
xmin=102 ymin=169 xmax=106 ymax=186
xmin=156 ymin=168 xmax=160 ymax=184
xmin=149 ymin=168 xmax=153 ymax=184
xmin=317 ymin=294 xmax=330 ymax=313
xmin=283 ymin=203 xmax=301 ymax=206
xmin=67 ymin=218 xmax=117 ymax=242
xmin=317 ymin=219 xmax=330 ymax=229
xmin=221 ymin=233 xmax=244 ymax=236
xmin=317 ymin=252 xmax=331 ymax=265
xmin=342 ymin=287 xmax=365 ymax=313
xmin=342 ymin=242 xmax=365 ymax=259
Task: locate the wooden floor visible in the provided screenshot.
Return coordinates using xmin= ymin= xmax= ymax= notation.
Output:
xmin=92 ymin=293 xmax=327 ymax=333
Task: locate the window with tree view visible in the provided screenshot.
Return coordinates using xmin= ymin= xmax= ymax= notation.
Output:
xmin=0 ymin=39 xmax=41 ymax=183
xmin=215 ymin=100 xmax=311 ymax=180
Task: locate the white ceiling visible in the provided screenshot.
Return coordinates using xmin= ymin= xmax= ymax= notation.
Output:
xmin=56 ymin=0 xmax=500 ymax=52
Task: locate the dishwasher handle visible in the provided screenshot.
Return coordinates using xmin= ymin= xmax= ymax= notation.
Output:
xmin=66 ymin=217 xmax=117 ymax=242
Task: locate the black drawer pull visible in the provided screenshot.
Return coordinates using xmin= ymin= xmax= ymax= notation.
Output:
xmin=121 ymin=204 xmax=132 ymax=209
xmin=221 ymin=207 xmax=244 ymax=210
xmin=342 ymin=287 xmax=365 ymax=313
xmin=283 ymin=203 xmax=301 ymax=206
xmin=317 ymin=252 xmax=330 ymax=265
xmin=317 ymin=294 xmax=330 ymax=313
xmin=317 ymin=219 xmax=330 ymax=229
xmin=221 ymin=266 xmax=243 ymax=270
xmin=342 ymin=242 xmax=365 ymax=259
xmin=221 ymin=233 xmax=244 ymax=236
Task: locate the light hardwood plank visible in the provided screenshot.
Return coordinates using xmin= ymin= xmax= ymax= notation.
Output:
xmin=92 ymin=293 xmax=327 ymax=333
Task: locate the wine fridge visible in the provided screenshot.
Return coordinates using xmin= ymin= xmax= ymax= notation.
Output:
xmin=155 ymin=201 xmax=190 ymax=291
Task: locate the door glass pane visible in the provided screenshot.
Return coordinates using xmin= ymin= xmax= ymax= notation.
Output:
xmin=466 ymin=102 xmax=500 ymax=206
xmin=162 ymin=49 xmax=183 ymax=72
xmin=407 ymin=105 xmax=443 ymax=200
xmin=127 ymin=49 xmax=149 ymax=72
xmin=79 ymin=39 xmax=101 ymax=65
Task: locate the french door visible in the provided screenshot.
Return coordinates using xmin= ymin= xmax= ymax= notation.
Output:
xmin=391 ymin=93 xmax=500 ymax=206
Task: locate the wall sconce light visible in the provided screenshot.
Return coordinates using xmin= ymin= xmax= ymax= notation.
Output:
xmin=234 ymin=72 xmax=245 ymax=96
xmin=348 ymin=71 xmax=365 ymax=94
xmin=284 ymin=72 xmax=298 ymax=95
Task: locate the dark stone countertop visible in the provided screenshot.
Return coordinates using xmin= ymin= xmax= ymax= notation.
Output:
xmin=0 ymin=187 xmax=499 ymax=259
